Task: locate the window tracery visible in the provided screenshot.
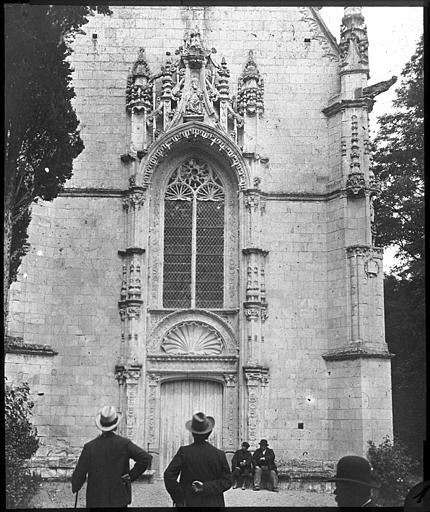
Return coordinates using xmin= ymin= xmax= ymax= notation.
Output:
xmin=163 ymin=159 xmax=225 ymax=309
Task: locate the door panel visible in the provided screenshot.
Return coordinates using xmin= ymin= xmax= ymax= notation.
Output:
xmin=159 ymin=379 xmax=223 ymax=475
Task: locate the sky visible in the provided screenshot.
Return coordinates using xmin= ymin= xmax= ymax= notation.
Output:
xmin=321 ymin=7 xmax=423 ymax=271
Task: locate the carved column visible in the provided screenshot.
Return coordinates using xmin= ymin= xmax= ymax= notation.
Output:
xmin=114 ymin=365 xmax=142 ymax=439
xmin=147 ymin=373 xmax=161 ymax=449
xmin=223 ymin=374 xmax=238 ymax=451
xmin=244 ymin=367 xmax=269 ymax=448
xmin=242 ymin=186 xmax=268 ymax=368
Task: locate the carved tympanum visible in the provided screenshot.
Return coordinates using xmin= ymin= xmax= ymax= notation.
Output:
xmin=161 ymin=321 xmax=223 ymax=355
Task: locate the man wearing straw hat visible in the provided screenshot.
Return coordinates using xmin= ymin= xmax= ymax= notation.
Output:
xmin=72 ymin=405 xmax=152 ymax=508
xmin=328 ymin=455 xmax=381 ymax=507
xmin=164 ymin=411 xmax=232 ymax=507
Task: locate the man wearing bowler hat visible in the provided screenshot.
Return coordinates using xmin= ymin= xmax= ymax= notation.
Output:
xmin=164 ymin=411 xmax=232 ymax=507
xmin=253 ymin=439 xmax=279 ymax=492
xmin=72 ymin=405 xmax=152 ymax=508
xmin=328 ymin=455 xmax=381 ymax=507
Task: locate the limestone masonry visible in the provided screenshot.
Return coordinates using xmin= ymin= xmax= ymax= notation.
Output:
xmin=6 ymin=6 xmax=394 ymax=480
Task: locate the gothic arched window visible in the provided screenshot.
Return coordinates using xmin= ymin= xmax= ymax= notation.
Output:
xmin=163 ymin=158 xmax=225 ymax=308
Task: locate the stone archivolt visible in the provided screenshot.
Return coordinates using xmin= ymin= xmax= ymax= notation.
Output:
xmin=139 ymin=121 xmax=250 ymax=190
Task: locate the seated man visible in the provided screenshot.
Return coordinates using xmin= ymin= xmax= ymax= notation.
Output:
xmin=231 ymin=442 xmax=253 ymax=490
xmin=252 ymin=439 xmax=279 ymax=492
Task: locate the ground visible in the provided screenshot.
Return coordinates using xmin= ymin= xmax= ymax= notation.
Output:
xmin=27 ymin=479 xmax=337 ymax=508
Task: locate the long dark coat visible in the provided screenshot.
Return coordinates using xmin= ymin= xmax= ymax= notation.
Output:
xmin=72 ymin=432 xmax=152 ymax=508
xmin=252 ymin=447 xmax=278 ymax=472
xmin=164 ymin=440 xmax=232 ymax=507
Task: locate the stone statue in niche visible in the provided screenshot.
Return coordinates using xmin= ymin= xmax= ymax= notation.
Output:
xmin=185 ymin=77 xmax=203 ymax=115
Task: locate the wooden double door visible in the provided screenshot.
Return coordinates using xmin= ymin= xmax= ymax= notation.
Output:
xmin=159 ymin=379 xmax=224 ymax=475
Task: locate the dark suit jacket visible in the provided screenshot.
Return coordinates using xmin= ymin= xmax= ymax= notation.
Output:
xmin=71 ymin=432 xmax=152 ymax=508
xmin=164 ymin=440 xmax=232 ymax=507
xmin=252 ymin=447 xmax=277 ymax=473
xmin=231 ymin=449 xmax=253 ymax=475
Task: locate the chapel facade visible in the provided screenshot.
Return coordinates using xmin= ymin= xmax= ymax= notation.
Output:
xmin=6 ymin=6 xmax=394 ymax=479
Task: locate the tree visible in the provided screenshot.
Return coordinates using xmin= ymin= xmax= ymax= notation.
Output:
xmin=4 ymin=5 xmax=111 ymax=326
xmin=372 ymin=36 xmax=424 ymax=465
xmin=5 ymin=380 xmax=40 ymax=508
xmin=372 ymin=35 xmax=424 ymax=280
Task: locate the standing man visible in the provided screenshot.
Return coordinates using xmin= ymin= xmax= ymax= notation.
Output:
xmin=253 ymin=439 xmax=279 ymax=492
xmin=164 ymin=411 xmax=232 ymax=507
xmin=328 ymin=455 xmax=380 ymax=507
xmin=72 ymin=405 xmax=152 ymax=508
xmin=231 ymin=441 xmax=253 ymax=490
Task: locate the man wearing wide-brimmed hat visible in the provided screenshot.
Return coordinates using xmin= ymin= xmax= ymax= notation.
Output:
xmin=164 ymin=411 xmax=232 ymax=507
xmin=72 ymin=405 xmax=152 ymax=508
xmin=328 ymin=455 xmax=381 ymax=507
xmin=252 ymin=439 xmax=279 ymax=492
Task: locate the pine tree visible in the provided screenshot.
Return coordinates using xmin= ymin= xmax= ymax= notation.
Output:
xmin=4 ymin=5 xmax=111 ymax=326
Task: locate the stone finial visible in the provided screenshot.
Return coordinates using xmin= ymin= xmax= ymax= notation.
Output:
xmin=180 ymin=27 xmax=208 ymax=68
xmin=126 ymin=48 xmax=153 ymax=113
xmin=339 ymin=6 xmax=369 ymax=69
xmin=238 ymin=50 xmax=264 ymax=117
xmin=131 ymin=48 xmax=151 ymax=79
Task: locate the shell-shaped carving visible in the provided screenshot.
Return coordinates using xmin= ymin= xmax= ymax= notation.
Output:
xmin=162 ymin=322 xmax=223 ymax=355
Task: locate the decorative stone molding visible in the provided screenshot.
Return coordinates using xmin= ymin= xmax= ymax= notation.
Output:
xmin=322 ymin=346 xmax=393 ymax=361
xmin=223 ymin=373 xmax=238 ymax=387
xmin=139 ymin=122 xmax=249 ymax=190
xmin=346 ymin=172 xmax=365 ymax=196
xmin=298 ymin=7 xmax=339 ymax=62
xmin=244 ymin=304 xmax=260 ymax=320
xmin=244 ymin=366 xmax=269 ymax=386
xmin=322 ymin=99 xmax=372 ymax=118
xmin=161 ymin=321 xmax=224 ymax=356
xmin=122 ymin=189 xmax=146 ymax=211
xmin=349 ymin=114 xmax=360 ymax=170
xmin=243 ymin=190 xmax=266 ymax=213
xmin=147 ymin=354 xmax=238 ymax=364
xmin=148 ymin=373 xmax=161 ymax=386
xmin=5 ymin=336 xmax=58 ymax=356
xmin=346 ymin=245 xmax=383 ymax=260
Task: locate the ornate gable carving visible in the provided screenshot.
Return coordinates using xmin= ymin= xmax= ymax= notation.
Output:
xmin=298 ymin=7 xmax=339 ymax=62
xmin=124 ymin=29 xmax=246 ymax=154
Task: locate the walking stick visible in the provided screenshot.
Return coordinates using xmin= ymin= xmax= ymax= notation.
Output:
xmin=74 ymin=491 xmax=78 ymax=508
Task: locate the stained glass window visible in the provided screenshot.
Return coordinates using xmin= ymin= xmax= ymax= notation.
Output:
xmin=163 ymin=158 xmax=224 ymax=308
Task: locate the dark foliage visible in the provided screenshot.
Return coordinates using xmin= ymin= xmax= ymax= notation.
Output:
xmin=4 ymin=5 xmax=111 ymax=287
xmin=5 ymin=380 xmax=40 ymax=508
xmin=372 ymin=36 xmax=424 ymax=281
xmin=368 ymin=436 xmax=419 ymax=506
xmin=371 ymin=36 xmax=425 ymax=466
xmin=384 ymin=275 xmax=425 ymax=464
